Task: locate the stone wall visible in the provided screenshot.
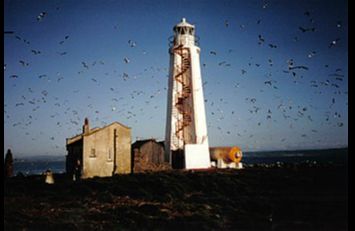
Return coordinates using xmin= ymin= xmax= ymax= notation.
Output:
xmin=82 ymin=123 xmax=131 ymax=178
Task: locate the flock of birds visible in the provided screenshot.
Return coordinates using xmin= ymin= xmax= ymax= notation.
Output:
xmin=4 ymin=3 xmax=347 ymax=153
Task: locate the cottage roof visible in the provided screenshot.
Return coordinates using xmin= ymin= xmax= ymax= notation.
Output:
xmin=66 ymin=121 xmax=131 ymax=145
xmin=85 ymin=121 xmax=130 ymax=137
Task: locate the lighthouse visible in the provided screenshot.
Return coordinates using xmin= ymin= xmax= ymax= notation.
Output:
xmin=165 ymin=18 xmax=211 ymax=169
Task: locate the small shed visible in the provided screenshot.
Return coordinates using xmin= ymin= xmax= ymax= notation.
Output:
xmin=131 ymin=139 xmax=170 ymax=173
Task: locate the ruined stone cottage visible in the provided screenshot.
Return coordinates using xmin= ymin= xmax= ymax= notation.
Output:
xmin=131 ymin=139 xmax=171 ymax=173
xmin=66 ymin=118 xmax=131 ymax=179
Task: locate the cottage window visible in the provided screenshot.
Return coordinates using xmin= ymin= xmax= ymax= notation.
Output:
xmin=108 ymin=148 xmax=113 ymax=161
xmin=90 ymin=148 xmax=96 ymax=158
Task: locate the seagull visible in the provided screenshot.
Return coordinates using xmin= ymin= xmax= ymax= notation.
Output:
xmin=258 ymin=34 xmax=265 ymax=44
xmin=336 ymin=21 xmax=342 ymax=28
xmin=329 ymin=38 xmax=340 ymax=48
xmin=31 ymin=49 xmax=41 ymax=55
xmin=299 ymin=26 xmax=315 ymax=32
xmin=19 ymin=60 xmax=29 ymax=66
xmin=82 ymin=62 xmax=89 ymax=69
xmin=128 ymin=40 xmax=136 ymax=47
xmin=224 ymin=20 xmax=229 ymax=27
xmin=308 ymin=51 xmax=316 ymax=58
xmin=289 ymin=65 xmax=309 ymax=70
xmin=122 ymin=73 xmax=129 ymax=81
xmin=268 ymin=59 xmax=273 ymax=66
xmin=124 ymin=57 xmax=130 ymax=63
xmin=37 ymin=12 xmax=47 ymax=21
xmin=210 ymin=51 xmax=217 ymax=55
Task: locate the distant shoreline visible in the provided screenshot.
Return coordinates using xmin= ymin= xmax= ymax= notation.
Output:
xmin=11 ymin=147 xmax=348 ymax=161
xmin=11 ymin=147 xmax=347 ymax=176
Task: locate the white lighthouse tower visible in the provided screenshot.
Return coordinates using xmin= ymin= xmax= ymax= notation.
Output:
xmin=165 ymin=18 xmax=211 ymax=169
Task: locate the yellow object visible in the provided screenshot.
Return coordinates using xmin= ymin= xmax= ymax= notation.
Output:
xmin=210 ymin=146 xmax=243 ymax=164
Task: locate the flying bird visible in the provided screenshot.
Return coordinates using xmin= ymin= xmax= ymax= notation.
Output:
xmin=19 ymin=60 xmax=29 ymax=66
xmin=37 ymin=12 xmax=47 ymax=21
xmin=82 ymin=62 xmax=89 ymax=69
xmin=31 ymin=49 xmax=41 ymax=55
xmin=258 ymin=34 xmax=265 ymax=44
xmin=224 ymin=20 xmax=229 ymax=27
xmin=128 ymin=40 xmax=136 ymax=47
xmin=336 ymin=21 xmax=342 ymax=28
xmin=289 ymin=65 xmax=309 ymax=70
xmin=299 ymin=26 xmax=315 ymax=32
xmin=329 ymin=38 xmax=340 ymax=48
xmin=308 ymin=51 xmax=316 ymax=58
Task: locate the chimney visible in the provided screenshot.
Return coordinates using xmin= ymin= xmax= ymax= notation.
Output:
xmin=83 ymin=117 xmax=89 ymax=134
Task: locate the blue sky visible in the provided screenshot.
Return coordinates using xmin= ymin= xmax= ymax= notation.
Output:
xmin=4 ymin=0 xmax=348 ymax=156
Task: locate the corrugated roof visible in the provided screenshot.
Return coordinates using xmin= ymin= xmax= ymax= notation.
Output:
xmin=132 ymin=139 xmax=164 ymax=150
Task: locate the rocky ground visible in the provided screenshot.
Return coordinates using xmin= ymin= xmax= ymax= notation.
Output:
xmin=4 ymin=165 xmax=348 ymax=231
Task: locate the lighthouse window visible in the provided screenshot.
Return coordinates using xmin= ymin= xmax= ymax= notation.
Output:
xmin=181 ymin=28 xmax=186 ymax=35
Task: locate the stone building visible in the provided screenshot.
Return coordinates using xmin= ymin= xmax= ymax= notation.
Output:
xmin=66 ymin=118 xmax=131 ymax=179
xmin=131 ymin=139 xmax=171 ymax=173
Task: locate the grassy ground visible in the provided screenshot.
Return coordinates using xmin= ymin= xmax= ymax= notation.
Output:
xmin=4 ymin=165 xmax=348 ymax=231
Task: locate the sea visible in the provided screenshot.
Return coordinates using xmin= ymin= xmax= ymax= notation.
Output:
xmin=12 ymin=148 xmax=347 ymax=176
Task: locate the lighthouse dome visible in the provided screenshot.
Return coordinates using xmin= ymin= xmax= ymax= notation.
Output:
xmin=174 ymin=18 xmax=195 ymax=29
xmin=173 ymin=18 xmax=195 ymax=37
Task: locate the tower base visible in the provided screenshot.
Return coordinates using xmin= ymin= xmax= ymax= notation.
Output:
xmin=172 ymin=149 xmax=185 ymax=169
xmin=184 ymin=144 xmax=211 ymax=169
